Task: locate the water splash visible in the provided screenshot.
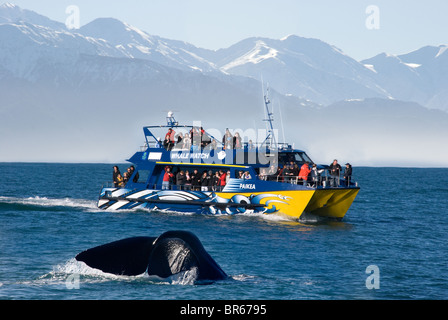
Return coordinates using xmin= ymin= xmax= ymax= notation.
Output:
xmin=34 ymin=258 xmax=205 ymax=287
xmin=168 ymin=267 xmax=199 ymax=285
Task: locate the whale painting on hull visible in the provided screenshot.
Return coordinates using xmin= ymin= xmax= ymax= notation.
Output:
xmin=75 ymin=230 xmax=227 ymax=283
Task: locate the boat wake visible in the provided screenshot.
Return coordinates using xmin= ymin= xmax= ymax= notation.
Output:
xmin=0 ymin=196 xmax=336 ymax=227
xmin=0 ymin=196 xmax=98 ymax=212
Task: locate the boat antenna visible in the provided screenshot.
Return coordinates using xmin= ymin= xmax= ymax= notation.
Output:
xmin=262 ymin=85 xmax=277 ymax=149
xmin=166 ymin=110 xmax=178 ymax=127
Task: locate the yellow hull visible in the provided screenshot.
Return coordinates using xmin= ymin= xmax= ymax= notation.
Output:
xmin=304 ymin=188 xmax=360 ymax=219
xmin=216 ymin=188 xmax=359 ymax=220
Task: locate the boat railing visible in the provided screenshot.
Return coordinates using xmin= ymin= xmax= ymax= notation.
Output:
xmin=258 ymin=173 xmax=358 ymax=188
xmin=138 ymin=140 xmax=293 ymax=153
xmin=156 ymin=184 xmax=226 ymax=192
xmin=102 ymin=169 xmax=358 ymax=193
xmin=102 ymin=181 xmax=116 ymax=188
xmin=102 ymin=174 xmax=358 ymax=194
xmin=101 ymin=181 xmax=227 ymax=192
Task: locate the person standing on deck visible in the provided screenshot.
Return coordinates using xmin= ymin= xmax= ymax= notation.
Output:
xmin=112 ymin=166 xmax=121 ymax=187
xmin=329 ymin=159 xmax=342 ymax=187
xmin=343 ymin=163 xmax=353 ymax=187
xmin=176 ymin=170 xmax=186 ymax=190
xmin=219 ymin=170 xmax=227 ymax=187
xmin=299 ymin=162 xmax=311 ymax=186
xmin=164 ymin=128 xmax=175 ymax=150
xmin=162 ymin=167 xmax=174 ymax=190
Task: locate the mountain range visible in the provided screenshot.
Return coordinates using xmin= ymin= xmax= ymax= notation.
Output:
xmin=1 ymin=3 xmax=447 ymax=166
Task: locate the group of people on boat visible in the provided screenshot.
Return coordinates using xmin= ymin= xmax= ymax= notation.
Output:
xmin=260 ymin=161 xmax=318 ymax=186
xmin=162 ymin=166 xmax=249 ymax=191
xmin=161 ymin=127 xmax=254 ymax=151
xmin=222 ymin=129 xmax=244 ymax=150
xmin=112 ymin=165 xmax=139 ymax=188
xmin=112 ymin=159 xmax=352 ymax=190
xmin=162 ymin=127 xmax=213 ymax=151
xmin=260 ymin=159 xmax=352 ymax=187
xmin=329 ymin=159 xmax=352 ymax=187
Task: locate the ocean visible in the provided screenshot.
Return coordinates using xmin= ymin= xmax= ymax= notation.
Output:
xmin=1 ymin=163 xmax=447 ymax=300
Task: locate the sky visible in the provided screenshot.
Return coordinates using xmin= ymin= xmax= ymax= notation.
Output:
xmin=8 ymin=0 xmax=448 ymax=60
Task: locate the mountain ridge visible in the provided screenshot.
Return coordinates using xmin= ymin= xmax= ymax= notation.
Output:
xmin=1 ymin=3 xmax=447 ymax=165
xmin=2 ymin=2 xmax=447 ymax=110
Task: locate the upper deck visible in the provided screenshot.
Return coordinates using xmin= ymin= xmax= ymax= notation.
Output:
xmin=129 ymin=120 xmax=313 ymax=168
xmin=121 ymin=114 xmax=357 ymax=191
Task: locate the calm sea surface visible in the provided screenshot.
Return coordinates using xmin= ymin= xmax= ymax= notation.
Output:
xmin=1 ymin=163 xmax=447 ymax=300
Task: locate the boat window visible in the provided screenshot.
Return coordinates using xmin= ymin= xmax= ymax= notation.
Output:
xmin=278 ymin=152 xmax=313 ymax=164
xmin=296 ymin=152 xmax=313 ymax=163
xmin=293 ymin=153 xmax=304 ymax=162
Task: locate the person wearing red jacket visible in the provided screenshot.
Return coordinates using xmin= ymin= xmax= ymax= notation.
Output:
xmin=164 ymin=128 xmax=176 ymax=150
xmin=162 ymin=167 xmax=174 ymax=190
xmin=299 ymin=162 xmax=311 ymax=186
xmin=219 ymin=170 xmax=227 ymax=187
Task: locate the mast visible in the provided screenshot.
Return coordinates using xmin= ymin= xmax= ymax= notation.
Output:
xmin=262 ymin=86 xmax=277 ymax=149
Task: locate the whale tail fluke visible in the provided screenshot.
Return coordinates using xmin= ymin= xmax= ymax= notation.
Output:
xmin=75 ymin=231 xmax=227 ymax=282
xmin=75 ymin=236 xmax=156 ymax=276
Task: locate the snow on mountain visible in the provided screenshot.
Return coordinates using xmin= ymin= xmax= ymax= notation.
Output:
xmin=0 ymin=22 xmax=128 ymax=81
xmin=212 ymin=35 xmax=389 ymax=105
xmin=0 ymin=2 xmax=66 ymax=30
xmin=361 ymin=53 xmax=428 ymax=105
xmin=1 ymin=3 xmax=447 ymax=110
xmin=362 ymin=45 xmax=448 ymax=111
xmin=398 ymin=45 xmax=446 ymax=65
xmin=77 ymin=18 xmax=217 ymax=73
xmin=219 ymin=38 xmax=280 ymax=70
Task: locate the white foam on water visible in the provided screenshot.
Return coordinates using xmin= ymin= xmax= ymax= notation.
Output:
xmin=167 ymin=267 xmax=199 ymax=285
xmin=0 ymin=196 xmax=98 ymax=211
xmin=31 ymin=258 xmax=204 ymax=287
xmin=26 ymin=258 xmax=147 ymax=288
xmin=241 ymin=211 xmax=295 ymax=222
xmin=231 ymin=274 xmax=257 ymax=282
xmin=17 ymin=257 xmax=255 ymax=289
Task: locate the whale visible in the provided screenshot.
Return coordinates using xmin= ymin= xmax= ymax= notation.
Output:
xmin=75 ymin=230 xmax=227 ymax=283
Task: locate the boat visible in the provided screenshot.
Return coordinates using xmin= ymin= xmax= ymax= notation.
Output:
xmin=98 ymin=93 xmax=360 ymax=220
